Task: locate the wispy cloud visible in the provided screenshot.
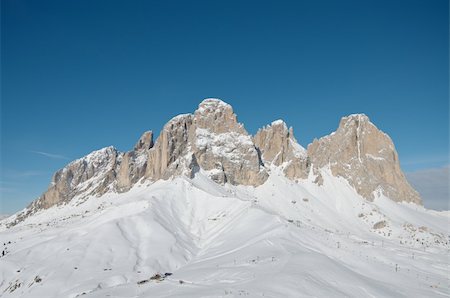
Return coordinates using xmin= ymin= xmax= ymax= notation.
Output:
xmin=401 ymin=156 xmax=449 ymax=166
xmin=1 ymin=171 xmax=47 ymax=179
xmin=30 ymin=150 xmax=68 ymax=160
xmin=14 ymin=170 xmax=46 ymax=178
xmin=0 ymin=186 xmax=16 ymax=193
xmin=406 ymin=165 xmax=449 ymax=211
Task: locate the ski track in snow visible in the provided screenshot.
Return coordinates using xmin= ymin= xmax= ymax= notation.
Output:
xmin=0 ymin=170 xmax=449 ymax=298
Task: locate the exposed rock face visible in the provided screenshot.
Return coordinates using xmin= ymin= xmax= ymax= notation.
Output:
xmin=191 ymin=99 xmax=268 ymax=185
xmin=21 ymin=101 xmax=421 ymax=222
xmin=141 ymin=99 xmax=268 ymax=185
xmin=307 ymin=114 xmax=421 ymax=204
xmin=32 ymin=146 xmax=121 ymax=210
xmin=253 ymin=120 xmax=308 ymax=179
xmin=193 ymin=99 xmax=246 ymax=134
xmin=116 ymin=131 xmax=153 ymax=192
xmin=134 ymin=131 xmax=154 ymax=151
xmin=145 ymin=114 xmax=195 ymax=180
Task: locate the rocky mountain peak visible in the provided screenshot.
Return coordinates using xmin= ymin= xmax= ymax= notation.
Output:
xmin=144 ymin=113 xmax=194 ymax=181
xmin=197 ymin=98 xmax=231 ymax=110
xmin=254 ymin=119 xmax=308 ymax=180
xmin=308 ymin=114 xmax=421 ymax=204
xmin=25 ymin=146 xmax=121 ymax=218
xmin=134 ymin=131 xmax=154 ymax=151
xmin=270 ymin=119 xmax=289 ymax=129
xmin=339 ymin=113 xmax=370 ymax=127
xmin=191 ymin=98 xmax=267 ymax=185
xmin=15 ymin=101 xmax=421 ymax=225
xmin=254 ymin=119 xmax=305 ymax=165
xmin=194 ymin=98 xmax=245 ymax=134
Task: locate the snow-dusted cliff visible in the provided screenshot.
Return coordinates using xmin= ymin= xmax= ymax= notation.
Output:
xmin=1 ymin=98 xmax=446 ymax=298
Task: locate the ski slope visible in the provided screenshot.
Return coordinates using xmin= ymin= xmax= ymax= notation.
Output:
xmin=1 ymin=169 xmax=449 ymax=297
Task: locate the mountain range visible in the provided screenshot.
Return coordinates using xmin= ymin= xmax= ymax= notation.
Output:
xmin=0 ymin=99 xmax=448 ymax=298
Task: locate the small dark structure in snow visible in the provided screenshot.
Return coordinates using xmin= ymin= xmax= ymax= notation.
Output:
xmin=137 ymin=272 xmax=172 ymax=285
xmin=137 ymin=279 xmax=149 ymax=285
xmin=150 ymin=273 xmax=163 ymax=281
xmin=373 ymin=220 xmax=388 ymax=229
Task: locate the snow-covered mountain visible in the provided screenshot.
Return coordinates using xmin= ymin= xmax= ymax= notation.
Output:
xmin=1 ymin=99 xmax=448 ymax=297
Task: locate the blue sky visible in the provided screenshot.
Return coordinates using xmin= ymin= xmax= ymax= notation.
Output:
xmin=1 ymin=0 xmax=448 ymax=213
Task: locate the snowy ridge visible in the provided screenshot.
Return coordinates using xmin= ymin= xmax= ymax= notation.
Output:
xmin=196 ymin=98 xmax=232 ymax=114
xmin=289 ymin=138 xmax=307 ymax=158
xmin=63 ymin=146 xmax=119 ymax=171
xmin=165 ymin=113 xmax=192 ymax=126
xmin=0 ymin=98 xmax=444 ymax=297
xmin=270 ymin=119 xmax=288 ymax=128
xmin=0 ymin=170 xmax=449 ymax=298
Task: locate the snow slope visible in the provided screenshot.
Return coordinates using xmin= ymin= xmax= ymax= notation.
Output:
xmin=0 ymin=170 xmax=449 ymax=298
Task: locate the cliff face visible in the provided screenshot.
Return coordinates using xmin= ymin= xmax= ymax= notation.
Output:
xmin=24 ymin=100 xmax=421 ymax=220
xmin=253 ymin=120 xmax=308 ymax=180
xmin=254 ymin=113 xmax=420 ymax=204
xmin=307 ymin=114 xmax=421 ymax=204
xmin=30 ymin=146 xmax=122 ymax=212
xmin=191 ymin=99 xmax=268 ymax=185
xmin=116 ymin=131 xmax=154 ymax=192
xmin=144 ymin=114 xmax=194 ymax=181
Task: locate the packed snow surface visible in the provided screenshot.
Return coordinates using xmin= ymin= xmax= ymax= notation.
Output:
xmin=1 ymin=170 xmax=449 ymax=298
xmin=270 ymin=119 xmax=287 ymax=127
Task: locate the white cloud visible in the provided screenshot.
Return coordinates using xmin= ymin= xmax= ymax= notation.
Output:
xmin=406 ymin=165 xmax=449 ymax=211
xmin=30 ymin=150 xmax=68 ymax=160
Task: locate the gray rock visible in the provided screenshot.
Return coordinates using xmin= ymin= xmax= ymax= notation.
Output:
xmin=307 ymin=114 xmax=421 ymax=204
xmin=28 ymin=146 xmax=121 ymax=213
xmin=253 ymin=120 xmax=308 ymax=179
xmin=117 ymin=131 xmax=154 ymax=192
xmin=134 ymin=131 xmax=154 ymax=151
xmin=191 ymin=99 xmax=268 ymax=185
xmin=16 ymin=102 xmax=421 ymax=225
xmin=144 ymin=114 xmax=194 ymax=180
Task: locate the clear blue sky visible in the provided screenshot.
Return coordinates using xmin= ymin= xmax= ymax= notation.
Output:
xmin=1 ymin=0 xmax=448 ymax=213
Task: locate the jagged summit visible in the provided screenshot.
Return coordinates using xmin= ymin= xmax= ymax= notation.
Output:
xmin=197 ymin=98 xmax=232 ymax=110
xmin=30 ymin=146 xmax=121 ymax=212
xmin=2 ymin=100 xmax=446 ymax=298
xmin=338 ymin=113 xmax=382 ymax=136
xmin=194 ymin=98 xmax=245 ymax=134
xmin=270 ymin=119 xmax=288 ymax=127
xmin=254 ymin=119 xmax=308 ymax=182
xmin=12 ymin=98 xmax=421 ymax=224
xmin=166 ymin=113 xmax=192 ymax=125
xmin=341 ymin=113 xmax=369 ymax=120
xmin=134 ymin=131 xmax=154 ymax=151
xmin=193 ymin=98 xmax=267 ymax=185
xmin=308 ymin=113 xmax=420 ymax=204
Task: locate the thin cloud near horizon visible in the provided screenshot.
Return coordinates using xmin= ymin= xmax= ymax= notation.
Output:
xmin=30 ymin=150 xmax=69 ymax=160
xmin=406 ymin=165 xmax=449 ymax=211
xmin=400 ymin=156 xmax=449 ymax=166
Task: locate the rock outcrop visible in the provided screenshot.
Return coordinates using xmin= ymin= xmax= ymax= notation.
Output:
xmin=116 ymin=131 xmax=154 ymax=192
xmin=144 ymin=114 xmax=195 ymax=180
xmin=307 ymin=114 xmax=421 ymax=204
xmin=191 ymin=99 xmax=268 ymax=185
xmin=253 ymin=120 xmax=308 ymax=179
xmin=19 ymin=100 xmax=421 ymax=223
xmin=31 ymin=146 xmax=122 ymax=210
xmin=134 ymin=131 xmax=154 ymax=151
